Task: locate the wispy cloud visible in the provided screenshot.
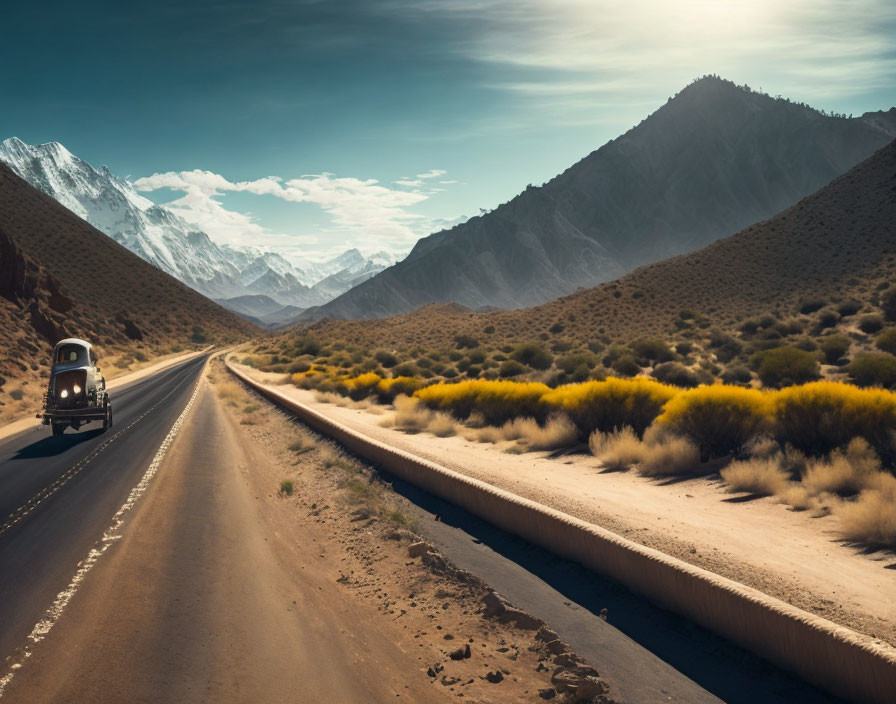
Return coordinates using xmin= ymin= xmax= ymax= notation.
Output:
xmin=134 ymin=168 xmax=446 ymax=256
xmin=416 ymin=168 xmax=447 ymax=179
xmin=399 ymin=0 xmax=896 ymax=122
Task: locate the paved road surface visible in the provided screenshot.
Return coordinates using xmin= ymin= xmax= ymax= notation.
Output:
xmin=0 ymin=355 xmax=209 ymax=666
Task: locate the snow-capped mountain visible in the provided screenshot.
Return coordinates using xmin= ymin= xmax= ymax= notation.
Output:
xmin=0 ymin=137 xmax=395 ymax=311
xmin=0 ymin=137 xmax=246 ymax=298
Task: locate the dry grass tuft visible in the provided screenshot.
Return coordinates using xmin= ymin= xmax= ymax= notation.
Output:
xmin=636 ymin=435 xmax=702 ymax=476
xmin=837 ymin=474 xmax=896 ymax=547
xmin=802 ymin=438 xmax=881 ymax=496
xmin=516 ymin=414 xmax=579 ymax=451
xmin=216 ymin=380 xmax=245 ymax=404
xmin=427 ymin=413 xmax=458 ymax=438
xmin=390 ymin=395 xmax=458 ymax=437
xmin=776 ymin=483 xmax=815 ymax=511
xmin=721 ymin=458 xmax=791 ymax=496
xmin=589 ymin=427 xmax=645 ymax=471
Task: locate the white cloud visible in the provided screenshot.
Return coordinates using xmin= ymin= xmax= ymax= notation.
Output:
xmin=133 ymin=168 xmax=444 ymax=257
xmin=416 ymin=169 xmax=447 ymax=179
xmin=395 ymin=178 xmax=424 ymax=187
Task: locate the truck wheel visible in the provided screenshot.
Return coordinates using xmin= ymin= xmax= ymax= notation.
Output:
xmin=52 ymin=423 xmax=65 ymax=436
xmin=102 ymin=396 xmax=112 ymax=432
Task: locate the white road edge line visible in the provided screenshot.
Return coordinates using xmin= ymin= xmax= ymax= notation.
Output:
xmin=0 ymin=376 xmax=203 ymax=699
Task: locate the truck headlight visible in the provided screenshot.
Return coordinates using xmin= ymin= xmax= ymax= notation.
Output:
xmin=60 ymin=389 xmax=69 ymax=399
xmin=73 ymin=384 xmax=81 ymax=394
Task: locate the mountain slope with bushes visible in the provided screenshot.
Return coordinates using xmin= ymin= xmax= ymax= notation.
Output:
xmin=276 ymin=138 xmax=896 ymax=388
xmin=302 ymin=76 xmax=896 ymax=320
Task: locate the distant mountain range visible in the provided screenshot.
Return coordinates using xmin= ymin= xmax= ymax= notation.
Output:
xmin=300 ymin=75 xmax=896 ymax=321
xmin=303 ymin=137 xmax=896 ymax=354
xmin=0 ymin=137 xmax=394 ymax=315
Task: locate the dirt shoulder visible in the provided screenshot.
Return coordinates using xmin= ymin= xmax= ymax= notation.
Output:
xmin=208 ymin=362 xmax=615 ymax=703
xmin=234 ymin=368 xmax=896 ymax=649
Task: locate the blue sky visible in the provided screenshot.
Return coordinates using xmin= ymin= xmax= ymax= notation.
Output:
xmin=2 ymin=0 xmax=894 ymax=262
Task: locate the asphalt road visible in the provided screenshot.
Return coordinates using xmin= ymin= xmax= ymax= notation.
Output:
xmin=0 ymin=374 xmax=444 ymax=704
xmin=0 ymin=354 xmax=208 ymax=664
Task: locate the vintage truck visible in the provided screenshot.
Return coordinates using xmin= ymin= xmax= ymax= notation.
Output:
xmin=40 ymin=338 xmax=113 ymax=435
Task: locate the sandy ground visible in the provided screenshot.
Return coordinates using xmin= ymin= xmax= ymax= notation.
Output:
xmin=3 ymin=362 xmax=611 ymax=703
xmin=235 ymin=367 xmax=896 ymax=649
xmin=0 ymin=347 xmax=211 ymax=443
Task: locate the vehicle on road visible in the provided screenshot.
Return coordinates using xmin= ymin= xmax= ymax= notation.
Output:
xmin=39 ymin=338 xmax=112 ymax=435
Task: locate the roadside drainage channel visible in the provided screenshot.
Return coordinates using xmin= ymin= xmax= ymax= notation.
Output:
xmin=226 ymin=361 xmax=895 ymax=704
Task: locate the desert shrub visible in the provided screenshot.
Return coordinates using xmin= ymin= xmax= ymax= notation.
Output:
xmin=802 ymin=438 xmax=881 ymax=496
xmin=721 ymin=458 xmax=790 ymax=496
xmin=859 ymin=315 xmax=883 ymax=334
xmin=754 ymin=346 xmax=819 ymax=388
xmin=708 ymin=331 xmax=742 ymax=363
xmin=374 ymin=350 xmax=398 ymax=368
xmin=636 ymin=435 xmax=701 ymax=476
xmin=296 ymin=336 xmax=322 ymax=356
xmin=393 ymin=362 xmax=419 ymax=377
xmin=820 ymin=335 xmax=850 ymax=364
xmin=390 ymin=396 xmax=431 ymax=433
xmin=816 ymin=308 xmax=840 ymax=330
xmin=799 ymin=299 xmax=826 ymax=314
xmin=630 ymin=338 xmax=675 ymax=364
xmin=342 ymin=372 xmax=382 ymax=400
xmin=876 ymin=328 xmax=896 ymax=355
xmin=837 ymin=299 xmax=862 ymax=317
xmin=793 ymin=337 xmax=818 ymax=351
xmin=543 ymin=377 xmax=677 ymax=436
xmin=455 ymin=334 xmax=479 ymax=349
xmin=611 ymin=354 xmax=640 ymax=377
xmin=838 ymin=477 xmax=896 ymax=547
xmin=279 ymin=479 xmax=294 ymax=496
xmin=739 ymin=319 xmax=761 ymax=336
xmin=494 ymin=415 xmax=579 ymax=451
xmin=651 ymin=362 xmax=700 ymax=388
xmin=290 ymin=360 xmax=312 ymax=374
xmin=557 ymin=352 xmax=598 ymax=373
xmin=427 ymin=413 xmax=458 ymax=437
xmin=846 ymin=354 xmax=896 ymax=389
xmin=499 ymin=360 xmax=526 ymax=378
xmin=510 ymin=342 xmax=553 ymax=370
xmin=442 ymin=367 xmax=459 ymax=379
xmin=589 ymin=427 xmax=645 ymax=470
xmin=468 ymin=349 xmax=487 ymax=364
xmin=414 ymin=379 xmax=551 ymax=426
xmin=771 ymin=381 xmax=896 ymax=460
xmin=883 ymin=288 xmax=896 ymax=322
xmin=375 ymin=377 xmax=421 ymax=403
xmin=720 ymin=367 xmax=752 ymax=386
xmin=390 ymin=396 xmax=457 ymax=437
xmin=658 ymin=386 xmax=770 ymax=458
xmin=781 ymin=319 xmax=805 ymax=336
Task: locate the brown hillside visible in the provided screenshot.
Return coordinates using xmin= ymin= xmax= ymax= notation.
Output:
xmin=0 ymin=162 xmax=256 ymax=420
xmin=287 ymin=139 xmax=895 ymax=372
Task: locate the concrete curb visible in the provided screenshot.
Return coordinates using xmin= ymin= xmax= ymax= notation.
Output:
xmin=227 ymin=361 xmax=896 ymax=703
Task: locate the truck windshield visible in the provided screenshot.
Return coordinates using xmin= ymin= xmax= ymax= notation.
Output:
xmin=55 ymin=345 xmax=84 ymax=364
